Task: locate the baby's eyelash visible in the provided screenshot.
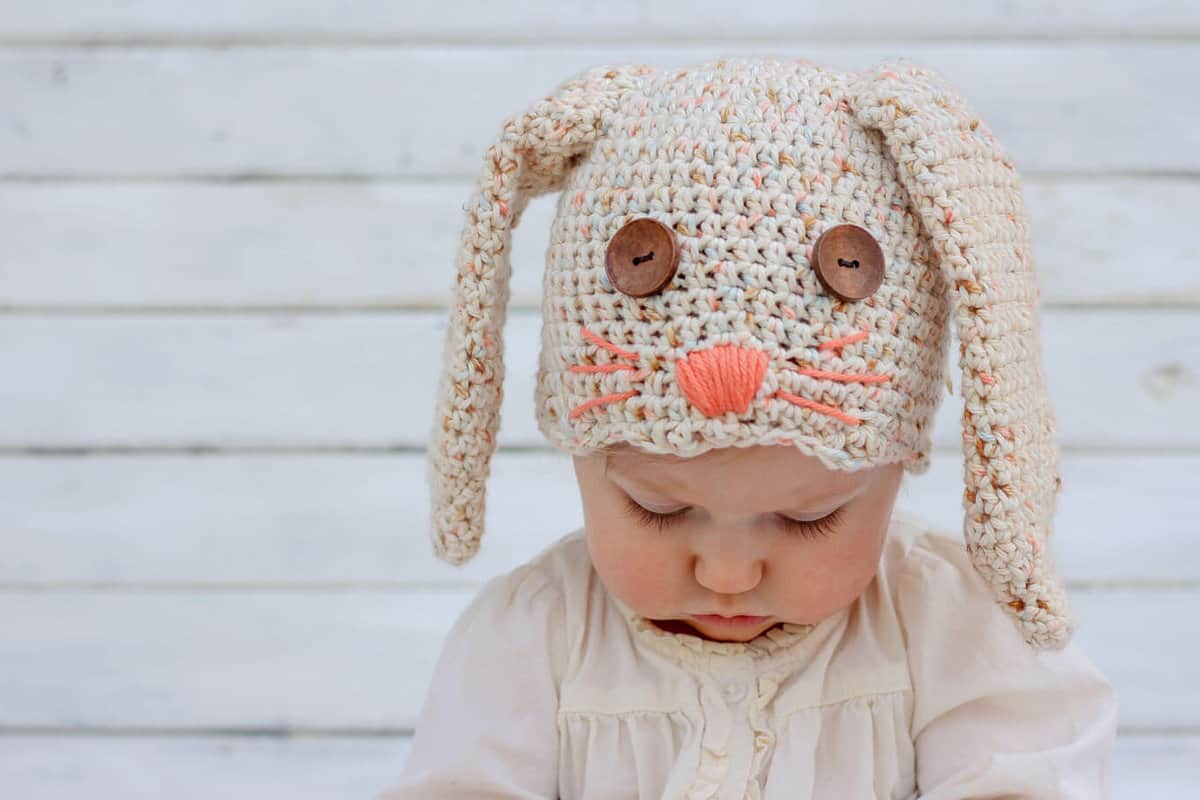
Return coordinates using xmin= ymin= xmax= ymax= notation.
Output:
xmin=619 ymin=495 xmax=844 ymax=540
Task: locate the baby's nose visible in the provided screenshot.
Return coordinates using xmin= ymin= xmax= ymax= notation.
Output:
xmin=694 ymin=549 xmax=764 ymax=597
xmin=675 ymin=344 xmax=769 ymax=418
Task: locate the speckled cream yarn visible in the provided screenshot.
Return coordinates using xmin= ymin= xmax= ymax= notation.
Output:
xmin=428 ymin=55 xmax=1072 ymax=650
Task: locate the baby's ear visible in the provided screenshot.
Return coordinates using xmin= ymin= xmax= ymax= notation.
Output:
xmin=846 ymin=58 xmax=1071 ymax=650
xmin=428 ymin=64 xmax=652 ymax=566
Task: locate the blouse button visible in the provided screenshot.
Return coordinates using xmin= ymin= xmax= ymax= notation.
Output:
xmin=720 ymin=681 xmax=747 ymax=703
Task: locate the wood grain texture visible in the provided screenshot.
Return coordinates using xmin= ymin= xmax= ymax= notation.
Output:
xmin=0 ymin=735 xmax=412 ymax=799
xmin=0 ymin=586 xmax=1195 ymax=730
xmin=4 ymin=1 xmax=1200 ymax=40
xmin=2 ymin=44 xmax=1197 ymax=177
xmin=0 ymin=310 xmax=1195 ymax=448
xmin=1 ymin=451 xmax=1196 ymax=586
xmin=2 ymin=178 xmax=1197 ymax=309
xmin=2 ymin=734 xmax=1196 ymax=799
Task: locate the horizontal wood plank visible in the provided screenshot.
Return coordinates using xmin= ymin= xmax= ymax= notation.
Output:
xmin=2 ymin=177 xmax=1195 ymax=308
xmin=4 ymin=2 xmax=1199 ymax=41
xmin=2 ymin=733 xmax=1195 ymax=799
xmin=0 ymin=734 xmax=411 ymax=799
xmin=1110 ymin=736 xmax=1200 ymax=799
xmin=2 ymin=44 xmax=1197 ymax=176
xmin=0 ymin=586 xmax=1193 ymax=729
xmin=0 ymin=590 xmax=469 ymax=730
xmin=1 ymin=451 xmax=1196 ymax=586
xmin=0 ymin=310 xmax=1195 ymax=449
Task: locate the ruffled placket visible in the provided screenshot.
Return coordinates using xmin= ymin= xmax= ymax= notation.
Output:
xmin=741 ymin=671 xmax=786 ymax=800
xmin=609 ymin=595 xmax=832 ymax=799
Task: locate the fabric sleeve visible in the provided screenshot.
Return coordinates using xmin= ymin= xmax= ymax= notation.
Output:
xmin=896 ymin=531 xmax=1120 ymax=799
xmin=375 ymin=560 xmax=567 ymax=799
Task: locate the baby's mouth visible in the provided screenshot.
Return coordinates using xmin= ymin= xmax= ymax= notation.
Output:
xmin=692 ymin=613 xmax=771 ymax=627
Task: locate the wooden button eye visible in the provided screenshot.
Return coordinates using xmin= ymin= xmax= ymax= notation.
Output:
xmin=812 ymin=223 xmax=886 ymax=302
xmin=604 ymin=217 xmax=681 ymax=298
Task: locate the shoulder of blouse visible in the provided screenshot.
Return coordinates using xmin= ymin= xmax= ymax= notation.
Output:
xmin=511 ymin=526 xmax=591 ymax=611
xmin=880 ymin=509 xmax=965 ymax=586
xmin=883 ymin=507 xmax=1048 ymax=661
xmin=508 ymin=527 xmax=591 ymax=634
xmin=438 ymin=528 xmax=591 ymax=690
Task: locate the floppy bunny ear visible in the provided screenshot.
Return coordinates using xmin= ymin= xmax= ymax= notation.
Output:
xmin=428 ymin=64 xmax=649 ymax=565
xmin=846 ymin=58 xmax=1072 ymax=650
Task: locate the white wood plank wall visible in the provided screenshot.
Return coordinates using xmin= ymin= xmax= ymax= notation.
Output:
xmin=2 ymin=3 xmax=1198 ymax=797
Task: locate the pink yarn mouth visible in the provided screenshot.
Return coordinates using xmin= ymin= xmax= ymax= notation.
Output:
xmin=675 ymin=344 xmax=770 ymax=418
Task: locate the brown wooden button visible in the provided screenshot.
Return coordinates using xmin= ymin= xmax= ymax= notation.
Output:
xmin=605 ymin=217 xmax=680 ymax=298
xmin=812 ymin=223 xmax=886 ymax=302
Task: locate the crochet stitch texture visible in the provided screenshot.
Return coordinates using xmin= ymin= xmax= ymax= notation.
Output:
xmin=428 ymin=55 xmax=1071 ymax=650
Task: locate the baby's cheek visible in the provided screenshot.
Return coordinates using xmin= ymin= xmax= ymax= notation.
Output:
xmin=588 ymin=530 xmax=680 ymax=614
xmin=779 ymin=542 xmax=882 ymax=622
xmin=773 ymin=564 xmax=836 ymax=624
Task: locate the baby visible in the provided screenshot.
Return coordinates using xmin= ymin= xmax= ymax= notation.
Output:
xmin=380 ymin=55 xmax=1119 ymax=797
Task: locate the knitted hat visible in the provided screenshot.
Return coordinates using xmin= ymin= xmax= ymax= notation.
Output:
xmin=428 ymin=55 xmax=1071 ymax=650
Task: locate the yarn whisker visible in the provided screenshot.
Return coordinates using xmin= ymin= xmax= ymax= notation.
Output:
xmin=581 ymin=327 xmax=639 ymax=361
xmin=773 ymin=389 xmax=863 ymax=426
xmin=783 ymin=368 xmax=891 ymax=385
xmin=569 ymin=390 xmax=640 ymax=421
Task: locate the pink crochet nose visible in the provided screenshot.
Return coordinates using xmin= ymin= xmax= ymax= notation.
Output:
xmin=675 ymin=344 xmax=770 ymax=418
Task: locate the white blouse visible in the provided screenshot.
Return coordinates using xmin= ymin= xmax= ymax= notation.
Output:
xmin=379 ymin=511 xmax=1119 ymax=799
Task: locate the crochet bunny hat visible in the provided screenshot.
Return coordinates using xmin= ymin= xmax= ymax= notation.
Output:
xmin=428 ymin=55 xmax=1072 ymax=650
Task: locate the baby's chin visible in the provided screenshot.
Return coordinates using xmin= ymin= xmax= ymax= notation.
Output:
xmin=651 ymin=616 xmax=783 ymax=643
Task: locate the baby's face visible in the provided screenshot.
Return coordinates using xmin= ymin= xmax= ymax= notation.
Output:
xmin=572 ymin=443 xmax=904 ymax=643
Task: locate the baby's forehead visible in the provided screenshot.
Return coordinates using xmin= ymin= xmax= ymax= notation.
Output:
xmin=602 ymin=443 xmax=870 ymax=490
xmin=602 ymin=448 xmax=877 ymax=513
